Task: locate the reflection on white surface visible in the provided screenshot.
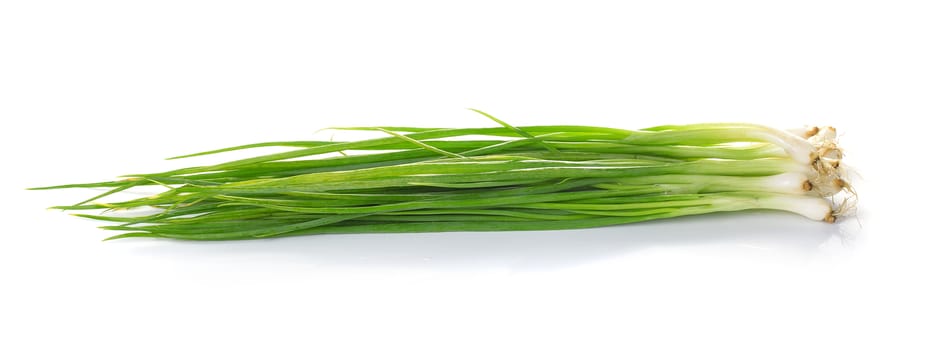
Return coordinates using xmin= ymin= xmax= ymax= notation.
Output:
xmin=117 ymin=211 xmax=856 ymax=274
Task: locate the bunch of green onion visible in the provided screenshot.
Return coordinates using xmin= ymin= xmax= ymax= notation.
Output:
xmin=34 ymin=111 xmax=853 ymax=241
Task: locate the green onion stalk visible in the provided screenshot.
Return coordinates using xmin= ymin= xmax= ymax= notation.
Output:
xmin=32 ymin=110 xmax=854 ymax=241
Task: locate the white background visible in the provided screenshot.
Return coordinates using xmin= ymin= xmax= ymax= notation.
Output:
xmin=1 ymin=1 xmax=949 ymax=349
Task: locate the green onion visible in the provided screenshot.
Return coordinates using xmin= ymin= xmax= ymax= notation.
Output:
xmin=32 ymin=111 xmax=853 ymax=241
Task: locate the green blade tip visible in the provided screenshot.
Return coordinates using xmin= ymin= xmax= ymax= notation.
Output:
xmin=102 ymin=232 xmax=157 ymax=241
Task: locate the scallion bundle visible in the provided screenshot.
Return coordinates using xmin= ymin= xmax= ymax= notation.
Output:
xmin=34 ymin=111 xmax=854 ymax=241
